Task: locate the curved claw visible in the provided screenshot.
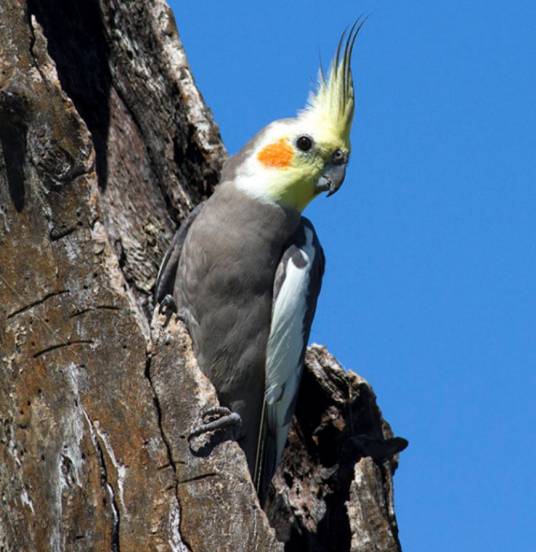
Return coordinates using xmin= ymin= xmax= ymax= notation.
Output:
xmin=188 ymin=407 xmax=242 ymax=441
xmin=201 ymin=406 xmax=234 ymax=424
xmin=159 ymin=294 xmax=177 ymax=315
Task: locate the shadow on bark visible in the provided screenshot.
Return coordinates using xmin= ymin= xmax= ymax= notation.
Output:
xmin=28 ymin=0 xmax=111 ymax=190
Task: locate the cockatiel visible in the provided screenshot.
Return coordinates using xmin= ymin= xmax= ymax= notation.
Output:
xmin=155 ymin=21 xmax=362 ymax=501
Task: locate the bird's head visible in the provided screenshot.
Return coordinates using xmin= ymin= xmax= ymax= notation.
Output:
xmin=225 ymin=21 xmax=363 ymax=212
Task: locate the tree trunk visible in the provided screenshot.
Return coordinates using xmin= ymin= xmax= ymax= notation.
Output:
xmin=0 ymin=1 xmax=405 ymax=550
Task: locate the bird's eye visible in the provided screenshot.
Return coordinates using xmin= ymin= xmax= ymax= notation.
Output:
xmin=296 ymin=135 xmax=313 ymax=152
xmin=332 ymin=149 xmax=346 ymax=165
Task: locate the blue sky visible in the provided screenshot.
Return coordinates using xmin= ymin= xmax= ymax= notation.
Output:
xmin=169 ymin=1 xmax=536 ymax=550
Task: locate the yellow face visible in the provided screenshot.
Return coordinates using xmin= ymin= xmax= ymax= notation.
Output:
xmin=233 ymin=21 xmax=362 ymax=212
xmin=255 ymin=127 xmax=350 ymax=211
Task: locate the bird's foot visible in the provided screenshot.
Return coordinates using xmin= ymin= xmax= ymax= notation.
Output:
xmin=189 ymin=406 xmax=242 ymax=439
xmin=158 ymin=294 xmax=177 ymax=326
xmin=188 ymin=406 xmax=242 ymax=456
xmin=158 ymin=294 xmax=177 ymax=316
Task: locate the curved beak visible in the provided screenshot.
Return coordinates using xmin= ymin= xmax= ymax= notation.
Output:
xmin=316 ymin=162 xmax=348 ymax=197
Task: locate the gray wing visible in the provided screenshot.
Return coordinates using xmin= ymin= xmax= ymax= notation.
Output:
xmin=153 ymin=203 xmax=205 ymax=305
xmin=256 ymin=217 xmax=325 ymax=500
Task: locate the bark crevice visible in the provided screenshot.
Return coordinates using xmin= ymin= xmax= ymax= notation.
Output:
xmin=144 ymin=349 xmax=193 ymax=552
xmin=27 ymin=0 xmax=112 ymax=191
xmin=7 ymin=289 xmax=69 ymax=319
xmin=32 ymin=339 xmax=95 ymax=359
xmin=85 ymin=413 xmax=122 ymax=552
xmin=0 ymin=2 xmax=405 ymax=550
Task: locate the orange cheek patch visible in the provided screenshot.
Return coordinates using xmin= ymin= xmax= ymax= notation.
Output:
xmin=257 ymin=139 xmax=294 ymax=168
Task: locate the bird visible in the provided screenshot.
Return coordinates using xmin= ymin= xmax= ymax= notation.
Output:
xmin=154 ymin=21 xmax=363 ymax=502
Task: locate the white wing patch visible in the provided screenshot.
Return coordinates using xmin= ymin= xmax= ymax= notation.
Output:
xmin=265 ymin=226 xmax=316 ymax=465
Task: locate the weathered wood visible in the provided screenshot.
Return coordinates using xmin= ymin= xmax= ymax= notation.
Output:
xmin=0 ymin=1 xmax=405 ymax=550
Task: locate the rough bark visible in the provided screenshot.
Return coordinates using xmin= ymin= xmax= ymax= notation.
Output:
xmin=0 ymin=1 xmax=405 ymax=551
xmin=266 ymin=347 xmax=405 ymax=552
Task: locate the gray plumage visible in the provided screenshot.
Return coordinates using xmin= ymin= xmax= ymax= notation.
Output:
xmin=155 ymin=169 xmax=324 ymax=498
xmin=154 ymin=24 xmax=363 ymax=501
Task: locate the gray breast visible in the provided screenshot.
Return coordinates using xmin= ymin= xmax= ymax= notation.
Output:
xmin=175 ymin=182 xmax=299 ymax=398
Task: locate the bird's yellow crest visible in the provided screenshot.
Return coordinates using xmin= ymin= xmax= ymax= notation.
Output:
xmin=239 ymin=20 xmax=365 ymax=211
xmin=301 ymin=18 xmax=365 ymax=144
